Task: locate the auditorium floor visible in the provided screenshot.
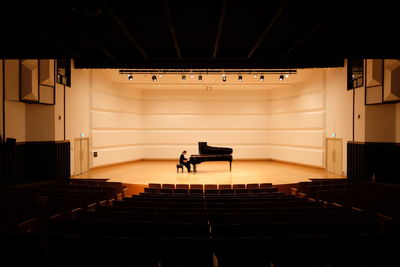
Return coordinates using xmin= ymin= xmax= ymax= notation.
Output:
xmin=73 ymin=160 xmax=346 ymax=186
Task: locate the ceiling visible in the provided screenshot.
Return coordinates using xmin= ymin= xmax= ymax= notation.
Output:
xmin=1 ymin=1 xmax=400 ymax=69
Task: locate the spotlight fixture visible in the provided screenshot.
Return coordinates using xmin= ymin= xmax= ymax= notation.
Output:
xmin=279 ymin=75 xmax=284 ymax=81
xmin=182 ymin=75 xmax=186 ymax=81
xmin=260 ymin=75 xmax=264 ymax=82
xmin=152 ymin=75 xmax=157 ymax=82
xmin=285 ymin=74 xmax=289 ymax=78
xmin=238 ymin=75 xmax=243 ymax=82
xmin=190 ymin=74 xmax=194 ymax=78
xmin=222 ymin=74 xmax=227 ymax=82
xmin=128 ymin=75 xmax=133 ymax=81
xmin=198 ymin=75 xmax=203 ymax=81
xmin=159 ymin=74 xmax=163 ymax=77
xmin=254 ymin=74 xmax=257 ymax=78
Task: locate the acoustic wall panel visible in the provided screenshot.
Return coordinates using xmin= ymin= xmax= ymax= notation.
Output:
xmin=142 ymin=130 xmax=269 ymax=145
xmin=269 ymin=111 xmax=324 ymax=129
xmin=268 ymin=130 xmax=324 ymax=148
xmin=92 ymin=145 xmax=142 ymax=167
xmin=91 ymin=111 xmax=142 ymax=129
xmin=91 ymin=130 xmax=142 ymax=148
xmin=269 ymin=90 xmax=324 ymax=114
xmin=91 ymin=90 xmax=142 ymax=113
xmin=142 ymin=114 xmax=269 ymax=130
xmin=383 ymin=59 xmax=400 ymax=101
xmin=366 ymin=59 xmax=383 ymax=87
xmin=267 ymin=145 xmax=324 ymax=167
xmin=39 ymin=59 xmax=55 ymax=86
xmin=143 ymin=100 xmax=269 ymax=114
xmin=20 ymin=60 xmax=39 ymax=102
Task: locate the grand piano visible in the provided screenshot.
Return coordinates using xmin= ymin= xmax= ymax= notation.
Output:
xmin=190 ymin=142 xmax=233 ymax=173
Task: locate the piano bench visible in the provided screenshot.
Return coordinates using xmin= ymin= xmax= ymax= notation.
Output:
xmin=176 ymin=164 xmax=184 ymax=173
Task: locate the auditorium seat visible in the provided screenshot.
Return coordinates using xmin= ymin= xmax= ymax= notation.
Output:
xmin=160 ymin=238 xmax=214 ymax=267
xmin=175 ymin=184 xmax=189 ymax=194
xmin=219 ymin=184 xmax=232 ymax=189
xmin=47 ymin=234 xmax=101 ymax=265
xmin=205 ymin=184 xmax=219 ymax=195
xmin=260 ymin=183 xmax=272 ymax=188
xmin=214 ymin=237 xmax=274 ymax=267
xmin=272 ymin=235 xmax=332 ymax=267
xmin=220 ymin=188 xmax=235 ymax=194
xmin=330 ymin=233 xmax=386 ymax=266
xmin=101 ymin=237 xmax=161 ymax=266
xmin=190 ymin=184 xmax=204 ymax=194
xmin=162 ymin=184 xmax=175 ymax=189
xmin=246 ymin=183 xmax=259 ymax=189
xmin=161 ymin=184 xmax=175 ymax=194
xmin=0 ymin=232 xmax=46 ymax=265
xmin=233 ymin=184 xmax=245 ymax=189
xmin=149 ymin=183 xmax=162 ymax=188
xmin=176 ymin=184 xmax=189 ymax=189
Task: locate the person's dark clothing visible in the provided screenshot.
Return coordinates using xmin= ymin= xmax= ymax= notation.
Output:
xmin=179 ymin=154 xmax=191 ymax=172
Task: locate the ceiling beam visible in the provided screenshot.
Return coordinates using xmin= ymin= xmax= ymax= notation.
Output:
xmin=314 ymin=35 xmax=350 ymax=59
xmin=100 ymin=1 xmax=148 ymax=59
xmin=4 ymin=15 xmax=80 ymax=58
xmin=247 ymin=1 xmax=287 ymax=59
xmin=49 ymin=5 xmax=115 ymax=59
xmin=213 ymin=0 xmax=228 ymax=59
xmin=280 ymin=11 xmax=336 ymax=59
xmin=74 ymin=58 xmax=344 ymax=69
xmin=163 ymin=0 xmax=182 ymax=59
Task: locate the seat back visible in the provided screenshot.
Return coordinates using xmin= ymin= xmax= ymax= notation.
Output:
xmin=176 ymin=184 xmax=189 ymax=189
xmin=149 ymin=183 xmax=161 ymax=189
xmin=162 ymin=184 xmax=175 ymax=189
xmin=205 ymin=184 xmax=218 ymax=190
xmin=246 ymin=183 xmax=259 ymax=189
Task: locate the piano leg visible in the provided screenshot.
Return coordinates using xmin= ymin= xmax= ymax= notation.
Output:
xmin=229 ymin=160 xmax=232 ymax=171
xmin=193 ymin=164 xmax=197 ymax=173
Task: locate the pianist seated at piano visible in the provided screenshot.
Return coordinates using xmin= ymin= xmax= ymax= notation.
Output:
xmin=179 ymin=150 xmax=192 ymax=172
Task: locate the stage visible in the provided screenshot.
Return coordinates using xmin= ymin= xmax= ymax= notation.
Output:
xmin=73 ymin=160 xmax=346 ymax=186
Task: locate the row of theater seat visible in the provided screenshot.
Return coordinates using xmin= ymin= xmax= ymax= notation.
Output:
xmin=25 ymin=187 xmax=398 ymax=266
xmin=297 ymin=181 xmax=400 ymax=219
xmin=1 ymin=180 xmax=399 ymax=266
xmin=1 ymin=231 xmax=396 ymax=267
xmin=145 ymin=183 xmax=275 ymax=194
xmin=0 ymin=180 xmax=126 ymax=232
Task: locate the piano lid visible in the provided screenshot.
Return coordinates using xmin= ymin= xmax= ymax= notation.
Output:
xmin=198 ymin=142 xmax=233 ymax=155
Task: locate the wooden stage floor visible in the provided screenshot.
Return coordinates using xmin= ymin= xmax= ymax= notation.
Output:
xmin=73 ymin=160 xmax=346 ymax=186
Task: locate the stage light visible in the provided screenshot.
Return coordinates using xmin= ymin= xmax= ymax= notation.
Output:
xmin=190 ymin=74 xmax=194 ymax=78
xmin=128 ymin=75 xmax=133 ymax=81
xmin=285 ymin=74 xmax=289 ymax=78
xmin=182 ymin=75 xmax=186 ymax=81
xmin=198 ymin=75 xmax=202 ymax=81
xmin=222 ymin=74 xmax=226 ymax=82
xmin=238 ymin=75 xmax=243 ymax=82
xmin=279 ymin=75 xmax=284 ymax=81
xmin=260 ymin=75 xmax=264 ymax=82
xmin=254 ymin=74 xmax=257 ymax=78
xmin=159 ymin=74 xmax=163 ymax=77
xmin=152 ymin=75 xmax=157 ymax=82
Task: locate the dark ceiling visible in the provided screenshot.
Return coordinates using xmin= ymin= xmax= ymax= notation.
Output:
xmin=1 ymin=1 xmax=400 ymax=69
